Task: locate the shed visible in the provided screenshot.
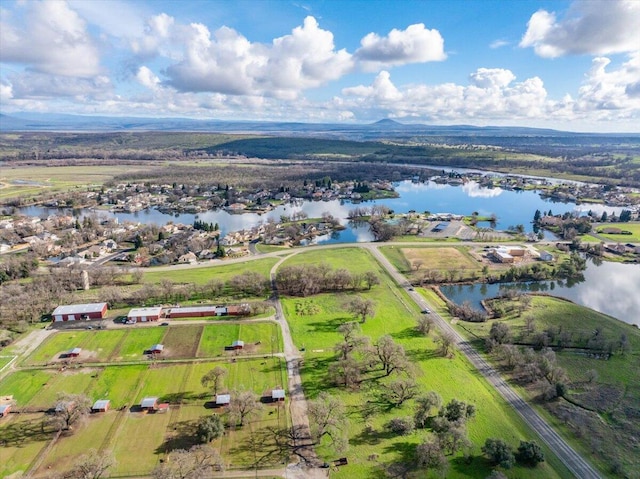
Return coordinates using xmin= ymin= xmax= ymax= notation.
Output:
xmin=52 ymin=302 xmax=108 ymax=322
xmin=92 ymin=399 xmax=110 ymax=412
xmin=127 ymin=306 xmax=163 ymax=323
xmin=271 ymin=389 xmax=286 ymax=402
xmin=140 ymin=397 xmax=159 ymax=411
xmin=149 ymin=344 xmax=164 ymax=354
xmin=539 ymin=251 xmax=554 ymax=261
xmin=231 ymin=340 xmax=244 ymax=350
xmin=68 ymin=347 xmax=82 ymax=357
xmin=157 ymin=403 xmax=170 ymax=413
xmin=215 ymin=394 xmax=230 ymax=406
xmin=0 ymin=404 xmax=11 ymax=417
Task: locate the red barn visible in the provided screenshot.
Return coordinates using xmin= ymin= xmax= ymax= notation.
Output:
xmin=0 ymin=404 xmax=11 ymax=417
xmin=140 ymin=397 xmax=159 ymax=411
xmin=92 ymin=399 xmax=110 ymax=412
xmin=231 ymin=340 xmax=244 ymax=350
xmin=127 ymin=307 xmax=163 ymax=323
xmin=167 ymin=306 xmax=217 ymax=319
xmin=52 ymin=303 xmax=108 ymax=322
xmin=67 ymin=347 xmax=81 ymax=358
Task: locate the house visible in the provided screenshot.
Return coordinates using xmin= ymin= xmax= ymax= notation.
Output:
xmin=489 ymin=248 xmax=514 ymax=264
xmin=149 ymin=344 xmax=164 ymax=354
xmin=92 ymin=399 xmax=110 ymax=413
xmin=52 ymin=303 xmax=108 ymax=322
xmin=215 ymin=394 xmax=230 ymax=406
xmin=271 ymin=389 xmax=286 ymax=402
xmin=231 ymin=340 xmax=244 ymax=350
xmin=178 ymin=252 xmax=197 ymax=264
xmin=67 ymin=348 xmax=82 ymax=358
xmin=127 ymin=306 xmax=163 ymax=322
xmin=140 ymin=397 xmax=159 ymax=411
xmin=0 ymin=404 xmax=11 ymax=417
xmin=539 ymin=251 xmax=554 ymax=261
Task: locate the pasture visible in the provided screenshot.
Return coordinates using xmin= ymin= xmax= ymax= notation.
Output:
xmin=279 ymin=248 xmax=568 ymax=478
xmin=0 ymin=353 xmax=289 ymax=476
xmin=596 ymin=222 xmax=640 ymax=242
xmin=142 ymin=257 xmax=278 ymax=285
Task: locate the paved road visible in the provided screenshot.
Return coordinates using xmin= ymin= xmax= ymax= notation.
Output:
xmin=363 ymin=243 xmax=601 ymax=479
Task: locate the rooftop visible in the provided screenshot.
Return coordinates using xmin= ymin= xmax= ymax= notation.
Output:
xmin=52 ymin=303 xmax=107 ymax=316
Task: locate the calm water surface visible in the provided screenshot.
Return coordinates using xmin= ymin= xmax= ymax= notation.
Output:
xmin=440 ymin=261 xmax=640 ymax=326
xmin=16 ymin=180 xmax=624 ymax=243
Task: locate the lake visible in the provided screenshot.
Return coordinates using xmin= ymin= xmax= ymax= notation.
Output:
xmin=440 ymin=260 xmax=640 ymax=326
xmin=16 ymin=180 xmax=624 ymax=245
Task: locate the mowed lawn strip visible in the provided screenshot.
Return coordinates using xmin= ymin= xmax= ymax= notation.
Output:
xmin=34 ymin=412 xmax=114 ymax=476
xmin=135 ymin=363 xmax=192 ymax=403
xmin=115 ymin=328 xmax=167 ymax=361
xmin=27 ymin=369 xmax=96 ymax=408
xmin=142 ymin=257 xmax=278 ymax=285
xmin=0 ymin=370 xmax=55 ymax=405
xmin=111 ymin=412 xmax=171 ymax=475
xmin=78 ymin=330 xmax=127 ymax=362
xmin=161 ymin=324 xmax=203 ymax=358
xmin=23 ymin=331 xmax=93 ymax=366
xmin=86 ymin=365 xmax=148 ymax=409
xmin=0 ymin=413 xmax=52 ymax=478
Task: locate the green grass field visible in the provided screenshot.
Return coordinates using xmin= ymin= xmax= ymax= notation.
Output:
xmin=23 ymin=331 xmax=93 ymax=366
xmin=0 ymin=413 xmax=52 ymax=478
xmin=142 ymin=257 xmax=278 ymax=286
xmin=0 ymin=369 xmax=55 ymax=405
xmin=596 ymin=222 xmax=640 ymax=241
xmin=86 ymin=365 xmax=148 ymax=408
xmin=280 ymin=248 xmax=569 ymax=478
xmin=114 ymin=328 xmax=166 ymax=360
xmin=452 ymin=295 xmax=640 ymax=478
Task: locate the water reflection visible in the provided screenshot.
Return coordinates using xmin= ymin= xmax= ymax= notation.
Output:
xmin=441 ymin=261 xmax=640 ymax=326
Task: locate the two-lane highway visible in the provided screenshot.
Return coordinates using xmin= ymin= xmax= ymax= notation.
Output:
xmin=364 ymin=243 xmax=601 ymax=479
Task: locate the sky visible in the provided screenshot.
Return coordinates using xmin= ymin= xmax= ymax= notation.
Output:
xmin=1 ymin=0 xmax=639 ymax=132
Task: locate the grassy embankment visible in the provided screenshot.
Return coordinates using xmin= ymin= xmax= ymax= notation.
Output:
xmin=595 ymin=222 xmax=640 ymax=242
xmin=441 ymin=291 xmax=640 ymax=479
xmin=279 ymin=247 xmax=570 ymax=479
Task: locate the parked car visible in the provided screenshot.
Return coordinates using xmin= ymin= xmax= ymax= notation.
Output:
xmin=160 ymin=322 xmax=169 ymax=326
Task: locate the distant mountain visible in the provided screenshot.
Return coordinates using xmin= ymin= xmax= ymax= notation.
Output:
xmin=1 ymin=112 xmax=638 ymax=139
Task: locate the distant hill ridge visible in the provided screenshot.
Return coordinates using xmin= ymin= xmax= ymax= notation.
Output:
xmin=1 ymin=112 xmax=638 ymax=138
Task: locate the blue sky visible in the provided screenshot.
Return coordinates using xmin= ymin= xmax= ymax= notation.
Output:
xmin=1 ymin=0 xmax=639 ymax=131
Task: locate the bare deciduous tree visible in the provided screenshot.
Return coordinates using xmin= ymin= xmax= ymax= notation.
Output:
xmin=345 ymin=296 xmax=376 ymax=323
xmin=228 ymin=390 xmax=262 ymax=427
xmin=62 ymin=449 xmax=116 ymax=479
xmin=201 ymin=366 xmax=227 ymax=395
xmin=373 ymin=335 xmax=409 ymax=376
xmin=307 ymin=392 xmax=348 ymax=451
xmin=52 ymin=393 xmax=92 ymax=432
xmin=152 ymin=445 xmax=223 ymax=479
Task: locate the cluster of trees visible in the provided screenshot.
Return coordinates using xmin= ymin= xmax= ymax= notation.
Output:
xmin=275 ymin=263 xmax=379 ymax=297
xmin=447 ymin=300 xmax=488 ymax=322
xmin=0 ymin=252 xmax=39 ymax=284
xmin=482 ymin=438 xmax=544 ymax=469
xmin=192 ymin=220 xmax=219 ymax=232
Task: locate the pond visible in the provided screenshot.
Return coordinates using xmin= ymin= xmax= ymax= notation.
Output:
xmin=15 ymin=180 xmax=624 ymax=245
xmin=440 ymin=260 xmax=640 ymax=326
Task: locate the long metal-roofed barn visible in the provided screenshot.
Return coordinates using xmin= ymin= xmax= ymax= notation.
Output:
xmin=52 ymin=303 xmax=108 ymax=322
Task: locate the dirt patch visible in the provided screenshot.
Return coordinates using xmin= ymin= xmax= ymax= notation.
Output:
xmin=403 ymin=247 xmax=477 ymax=271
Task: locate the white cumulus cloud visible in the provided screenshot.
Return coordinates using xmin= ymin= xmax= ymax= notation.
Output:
xmin=355 ymin=23 xmax=446 ymax=71
xmin=164 ymin=16 xmax=351 ymax=99
xmin=0 ymin=0 xmax=101 ymax=77
xmin=520 ymin=0 xmax=640 ymax=58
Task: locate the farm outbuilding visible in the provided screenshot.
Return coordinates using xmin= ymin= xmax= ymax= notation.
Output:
xmin=127 ymin=307 xmax=163 ymax=323
xmin=226 ymin=304 xmax=250 ymax=316
xmin=67 ymin=348 xmax=82 ymax=358
xmin=149 ymin=344 xmax=164 ymax=354
xmin=140 ymin=397 xmax=159 ymax=411
xmin=271 ymin=389 xmax=286 ymax=402
xmin=52 ymin=302 xmax=108 ymax=322
xmin=0 ymin=404 xmax=11 ymax=417
xmin=167 ymin=305 xmax=218 ymax=319
xmin=231 ymin=340 xmax=244 ymax=350
xmin=215 ymin=394 xmax=230 ymax=406
xmin=92 ymin=399 xmax=110 ymax=412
